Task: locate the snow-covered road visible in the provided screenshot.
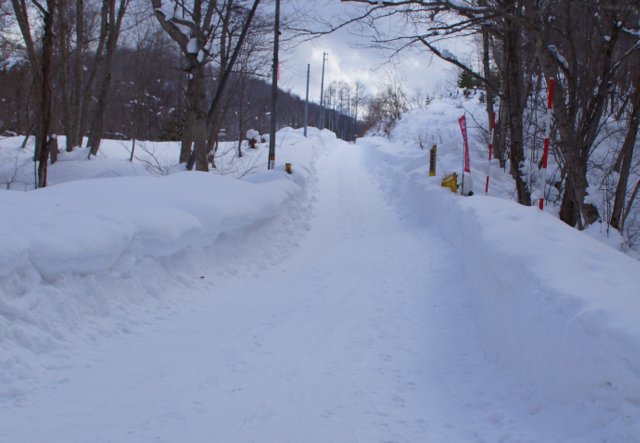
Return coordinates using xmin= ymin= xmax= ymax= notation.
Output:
xmin=3 ymin=141 xmax=547 ymax=442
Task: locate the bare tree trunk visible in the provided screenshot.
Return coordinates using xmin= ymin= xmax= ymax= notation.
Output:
xmin=553 ymin=86 xmax=597 ymax=228
xmin=481 ymin=24 xmax=501 ymax=167
xmin=87 ymin=0 xmax=128 ymax=156
xmin=36 ymin=0 xmax=56 ymax=188
xmin=69 ymin=0 xmax=84 ymax=149
xmin=77 ymin=0 xmax=109 ymax=149
xmin=610 ymin=84 xmax=640 ymax=230
xmin=237 ymin=76 xmax=246 ymax=158
xmin=86 ymin=53 xmax=114 ymax=156
xmin=180 ymin=108 xmax=194 ymax=164
xmin=56 ymin=5 xmax=74 ymax=151
xmin=621 ymin=180 xmax=640 ymax=233
xmin=53 ymin=0 xmax=86 ymax=151
xmin=191 ymin=65 xmax=209 ymax=172
xmin=502 ymin=9 xmax=530 ymax=205
xmin=49 ymin=135 xmax=59 ymax=164
xmin=207 ymin=107 xmax=222 ymax=168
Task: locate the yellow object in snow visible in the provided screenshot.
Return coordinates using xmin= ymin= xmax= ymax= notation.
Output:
xmin=441 ymin=173 xmax=458 ymax=193
xmin=285 ymin=163 xmax=292 ymax=174
xmin=429 ymin=145 xmax=437 ymax=177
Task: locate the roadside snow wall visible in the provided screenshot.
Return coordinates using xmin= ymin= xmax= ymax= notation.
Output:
xmin=0 ymin=128 xmax=334 ymax=400
xmin=364 ymin=137 xmax=640 ymax=428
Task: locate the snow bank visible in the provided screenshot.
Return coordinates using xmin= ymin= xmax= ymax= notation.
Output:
xmin=389 ymin=96 xmax=519 ymax=200
xmin=363 ymin=128 xmax=640 ymax=438
xmin=1 ymin=172 xmax=295 ymax=278
xmin=0 ymin=127 xmax=329 ymax=400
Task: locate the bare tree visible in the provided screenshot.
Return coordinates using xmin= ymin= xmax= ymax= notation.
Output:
xmin=10 ymin=0 xmax=57 ymax=187
xmin=364 ymin=72 xmax=408 ymax=135
xmin=151 ymin=0 xmax=261 ymax=172
xmin=529 ymin=0 xmax=639 ymax=227
xmin=232 ymin=33 xmax=270 ymax=158
xmin=610 ymin=61 xmax=640 ymax=231
xmin=53 ymin=0 xmax=95 ymax=151
xmin=86 ymin=0 xmax=130 ymax=156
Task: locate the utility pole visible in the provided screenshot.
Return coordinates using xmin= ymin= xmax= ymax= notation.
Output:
xmin=319 ymin=52 xmax=327 ymax=130
xmin=354 ymin=82 xmax=360 ymax=140
xmin=304 ymin=63 xmax=310 ymax=137
xmin=268 ymin=0 xmax=280 ymax=170
xmin=338 ymin=88 xmax=343 ymax=139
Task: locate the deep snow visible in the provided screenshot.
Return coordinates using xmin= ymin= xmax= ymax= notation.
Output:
xmin=1 ymin=99 xmax=640 ymax=441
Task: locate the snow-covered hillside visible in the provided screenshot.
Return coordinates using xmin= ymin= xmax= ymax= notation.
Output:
xmin=361 ymin=135 xmax=640 ymax=442
xmin=1 ymin=99 xmax=639 ymax=441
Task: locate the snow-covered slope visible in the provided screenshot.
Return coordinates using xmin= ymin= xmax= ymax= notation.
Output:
xmin=360 ymin=98 xmax=640 ymax=439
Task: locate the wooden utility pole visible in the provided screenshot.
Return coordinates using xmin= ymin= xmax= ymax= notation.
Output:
xmin=354 ymin=82 xmax=359 ymax=139
xmin=304 ymin=64 xmax=310 ymax=137
xmin=268 ymin=0 xmax=280 ymax=170
xmin=319 ymin=52 xmax=327 ymax=130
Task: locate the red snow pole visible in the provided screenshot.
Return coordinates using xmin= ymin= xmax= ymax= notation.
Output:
xmin=459 ymin=114 xmax=471 ymax=174
xmin=539 ymin=78 xmax=554 ymax=210
xmin=458 ymin=114 xmax=472 ymax=196
xmin=485 ymin=112 xmax=496 ymax=194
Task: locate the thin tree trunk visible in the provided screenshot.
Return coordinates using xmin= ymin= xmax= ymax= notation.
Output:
xmin=86 ymin=51 xmax=114 ymax=156
xmin=49 ymin=135 xmax=59 ymax=164
xmin=621 ymin=180 xmax=640 ymax=233
xmin=191 ymin=65 xmax=209 ymax=172
xmin=70 ymin=0 xmax=84 ymax=149
xmin=37 ymin=0 xmax=56 ymax=188
xmin=79 ymin=0 xmax=109 ymax=148
xmin=87 ymin=0 xmax=127 ymax=156
xmin=482 ymin=25 xmax=501 ymax=166
xmin=237 ymin=76 xmax=246 ymax=158
xmin=180 ymin=109 xmax=194 ymax=164
xmin=56 ymin=8 xmax=74 ymax=151
xmin=610 ymin=85 xmax=640 ymax=230
xmin=503 ymin=12 xmax=530 ymax=205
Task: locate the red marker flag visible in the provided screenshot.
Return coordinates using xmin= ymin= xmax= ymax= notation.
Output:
xmin=459 ymin=114 xmax=471 ymax=173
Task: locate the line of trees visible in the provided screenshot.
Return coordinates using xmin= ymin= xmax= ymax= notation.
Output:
xmin=0 ymin=0 xmax=359 ymax=186
xmin=340 ymin=0 xmax=639 ymax=236
xmin=319 ymin=79 xmax=367 ymax=141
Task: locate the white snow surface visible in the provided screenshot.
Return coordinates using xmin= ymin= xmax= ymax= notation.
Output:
xmin=1 ymin=104 xmax=640 ymax=441
xmin=187 ymin=38 xmax=199 ymax=54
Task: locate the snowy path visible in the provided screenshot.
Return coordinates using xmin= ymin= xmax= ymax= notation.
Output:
xmin=1 ymin=141 xmax=542 ymax=442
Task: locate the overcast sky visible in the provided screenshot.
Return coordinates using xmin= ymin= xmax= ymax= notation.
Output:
xmin=273 ymin=0 xmax=474 ymax=104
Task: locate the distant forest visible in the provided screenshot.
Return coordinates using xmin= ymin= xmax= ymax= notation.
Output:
xmin=0 ymin=41 xmax=360 ymax=144
xmin=0 ymin=0 xmax=365 ymax=185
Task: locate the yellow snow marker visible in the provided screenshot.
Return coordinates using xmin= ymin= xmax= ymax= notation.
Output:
xmin=441 ymin=173 xmax=458 ymax=194
xmin=429 ymin=145 xmax=437 ymax=177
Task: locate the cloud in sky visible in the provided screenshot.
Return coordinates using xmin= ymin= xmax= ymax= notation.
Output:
xmin=274 ymin=0 xmax=472 ymax=103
